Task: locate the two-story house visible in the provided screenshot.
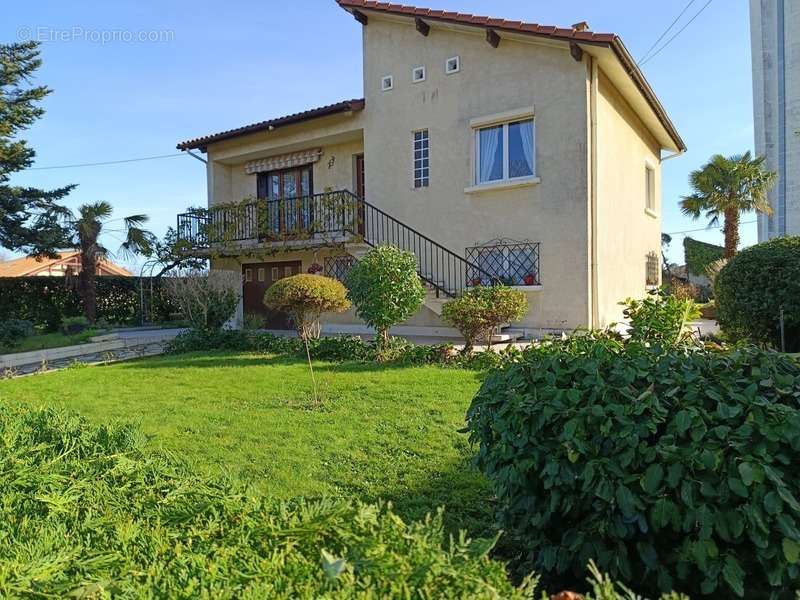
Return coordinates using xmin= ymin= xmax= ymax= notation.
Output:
xmin=176 ymin=0 xmax=685 ymax=338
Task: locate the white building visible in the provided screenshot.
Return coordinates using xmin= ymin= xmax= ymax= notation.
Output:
xmin=750 ymin=0 xmax=800 ymax=240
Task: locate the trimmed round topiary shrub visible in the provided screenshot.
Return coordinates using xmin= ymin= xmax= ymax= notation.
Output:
xmin=441 ymin=286 xmax=528 ymax=354
xmin=345 ymin=245 xmax=425 ymax=347
xmin=715 ymin=236 xmax=800 ymax=351
xmin=263 ymin=274 xmax=350 ymax=340
xmin=467 ymin=340 xmax=800 ymax=597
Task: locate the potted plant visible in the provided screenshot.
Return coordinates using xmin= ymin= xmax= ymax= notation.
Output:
xmin=307 ymin=262 xmax=323 ymax=274
xmin=523 ymin=273 xmax=536 ymax=286
xmin=471 ymin=277 xmax=483 ymax=287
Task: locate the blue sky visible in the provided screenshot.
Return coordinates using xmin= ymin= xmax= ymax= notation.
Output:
xmin=3 ymin=0 xmax=753 ymax=270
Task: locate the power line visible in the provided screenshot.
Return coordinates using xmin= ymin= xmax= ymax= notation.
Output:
xmin=640 ymin=0 xmax=714 ymax=67
xmin=639 ymin=0 xmax=698 ymax=64
xmin=666 ymin=219 xmax=756 ymax=236
xmin=26 ymin=153 xmax=187 ymax=170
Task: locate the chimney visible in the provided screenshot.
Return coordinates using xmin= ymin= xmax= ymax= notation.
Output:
xmin=571 ymin=21 xmax=590 ymax=32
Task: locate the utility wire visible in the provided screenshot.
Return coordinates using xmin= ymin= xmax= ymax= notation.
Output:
xmin=640 ymin=0 xmax=714 ymax=67
xmin=666 ymin=219 xmax=756 ymax=236
xmin=26 ymin=153 xmax=187 ymax=170
xmin=639 ymin=0 xmax=698 ymax=64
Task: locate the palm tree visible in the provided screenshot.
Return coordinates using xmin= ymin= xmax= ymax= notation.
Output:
xmin=680 ymin=152 xmax=777 ymax=259
xmin=65 ymin=202 xmax=154 ymax=323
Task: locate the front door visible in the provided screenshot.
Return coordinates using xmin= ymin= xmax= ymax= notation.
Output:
xmin=242 ymin=260 xmax=302 ymax=329
xmin=257 ymin=166 xmax=313 ymax=236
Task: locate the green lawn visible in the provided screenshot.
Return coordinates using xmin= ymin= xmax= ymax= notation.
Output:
xmin=0 ymin=352 xmax=493 ymax=535
xmin=2 ymin=329 xmax=101 ymax=354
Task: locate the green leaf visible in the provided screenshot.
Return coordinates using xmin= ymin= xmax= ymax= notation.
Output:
xmin=777 ymin=486 xmax=800 ymax=512
xmin=675 ymin=409 xmax=692 ymax=435
xmin=738 ymin=462 xmax=754 ymax=486
xmin=666 ymin=463 xmax=683 ymax=489
xmin=783 ymin=538 xmax=800 ymax=564
xmin=616 ymin=484 xmax=636 ymax=517
xmin=764 ymin=491 xmax=782 ymax=515
xmin=722 ymin=555 xmax=745 ymax=597
xmin=728 ymin=477 xmax=749 ymax=498
xmin=642 ymin=463 xmax=664 ymax=495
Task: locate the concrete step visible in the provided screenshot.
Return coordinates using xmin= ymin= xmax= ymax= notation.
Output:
xmin=344 ymin=242 xmax=371 ymax=260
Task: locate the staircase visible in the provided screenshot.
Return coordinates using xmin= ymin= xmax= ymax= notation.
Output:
xmin=340 ymin=194 xmax=523 ymax=342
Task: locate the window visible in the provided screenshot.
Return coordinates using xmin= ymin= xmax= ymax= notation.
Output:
xmin=466 ymin=241 xmax=541 ymax=286
xmin=645 ymin=164 xmax=656 ymax=213
xmin=257 ymin=268 xmax=265 ymax=282
xmin=244 ymin=268 xmax=253 ymax=282
xmin=445 ymin=56 xmax=460 ymax=74
xmin=412 ymin=66 xmax=426 ymax=83
xmin=381 ymin=75 xmax=393 ymax=91
xmin=413 ymin=129 xmax=429 ymax=188
xmin=324 ymin=255 xmax=356 ymax=282
xmin=271 ymin=267 xmax=280 ymax=281
xmin=646 ymin=251 xmax=659 ymax=286
xmin=475 ymin=118 xmax=534 ymax=185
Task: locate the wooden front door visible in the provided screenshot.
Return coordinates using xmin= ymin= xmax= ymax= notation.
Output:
xmin=242 ymin=260 xmax=302 ymax=329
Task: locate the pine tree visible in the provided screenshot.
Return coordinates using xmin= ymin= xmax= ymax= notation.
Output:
xmin=1 ymin=41 xmax=73 ymax=255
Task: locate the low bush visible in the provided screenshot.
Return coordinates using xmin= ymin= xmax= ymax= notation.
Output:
xmin=0 ymin=319 xmax=34 ymax=349
xmin=345 ymin=245 xmax=426 ymax=347
xmin=165 ymin=328 xmax=523 ymax=370
xmin=441 ymin=285 xmax=528 ymax=354
xmin=621 ymin=292 xmax=700 ymax=348
xmin=163 ymin=270 xmax=240 ymax=331
xmin=60 ymin=315 xmax=90 ymax=335
xmin=467 ymin=339 xmax=800 ymax=597
xmin=263 ymin=274 xmax=350 ymax=340
xmin=0 ymin=404 xmax=536 ymax=598
xmin=715 ymin=236 xmax=800 ymax=351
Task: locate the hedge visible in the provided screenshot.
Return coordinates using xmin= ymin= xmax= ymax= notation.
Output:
xmin=683 ymin=238 xmax=724 ymax=277
xmin=467 ymin=337 xmax=800 ymax=597
xmin=0 ymin=276 xmax=180 ymax=330
xmin=715 ymin=236 xmax=800 ymax=351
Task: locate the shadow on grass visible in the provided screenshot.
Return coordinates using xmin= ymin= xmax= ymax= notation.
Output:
xmin=116 ymin=352 xmax=440 ymax=373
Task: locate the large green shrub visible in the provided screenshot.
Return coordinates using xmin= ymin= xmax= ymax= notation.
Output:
xmin=621 ymin=292 xmax=700 ymax=348
xmin=683 ymin=238 xmax=724 ymax=277
xmin=715 ymin=236 xmax=800 ymax=351
xmin=0 ymin=404 xmax=536 ymax=598
xmin=0 ymin=276 xmax=181 ymax=330
xmin=441 ymin=285 xmax=528 ymax=354
xmin=263 ymin=274 xmax=350 ymax=340
xmin=0 ymin=319 xmax=34 ymax=349
xmin=467 ymin=340 xmax=800 ymax=597
xmin=345 ymin=245 xmax=425 ymax=346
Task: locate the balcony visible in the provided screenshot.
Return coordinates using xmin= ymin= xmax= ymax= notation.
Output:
xmin=177 ymin=191 xmax=363 ymax=252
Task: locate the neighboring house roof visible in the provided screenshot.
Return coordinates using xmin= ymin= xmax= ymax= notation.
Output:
xmin=0 ymin=251 xmax=132 ymax=277
xmin=337 ymin=0 xmax=686 ymax=153
xmin=177 ymin=99 xmax=366 ymax=151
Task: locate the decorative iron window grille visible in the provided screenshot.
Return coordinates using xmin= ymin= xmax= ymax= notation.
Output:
xmin=646 ymin=251 xmax=660 ymax=286
xmin=324 ymin=254 xmax=356 ymax=282
xmin=465 ymin=239 xmax=540 ymax=287
xmin=413 ymin=129 xmax=429 ymax=188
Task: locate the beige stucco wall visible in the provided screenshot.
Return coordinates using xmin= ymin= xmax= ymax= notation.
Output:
xmin=360 ymin=17 xmax=590 ymax=330
xmin=206 ymin=111 xmax=364 ymax=207
xmin=595 ymin=69 xmax=663 ymax=326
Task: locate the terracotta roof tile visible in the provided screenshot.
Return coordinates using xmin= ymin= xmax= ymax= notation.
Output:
xmin=177 ymin=99 xmax=365 ymax=151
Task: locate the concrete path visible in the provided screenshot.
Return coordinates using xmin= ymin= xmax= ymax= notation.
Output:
xmin=1 ymin=328 xmax=185 ymax=377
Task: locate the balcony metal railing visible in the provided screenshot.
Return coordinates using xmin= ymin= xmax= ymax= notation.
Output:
xmin=177 ymin=191 xmax=521 ymax=297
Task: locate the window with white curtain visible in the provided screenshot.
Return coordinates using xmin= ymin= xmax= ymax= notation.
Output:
xmin=475 ymin=118 xmax=534 ymax=185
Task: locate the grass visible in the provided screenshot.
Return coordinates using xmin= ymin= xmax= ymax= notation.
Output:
xmin=1 ymin=328 xmax=101 ymax=354
xmin=0 ymin=351 xmax=493 ymax=536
